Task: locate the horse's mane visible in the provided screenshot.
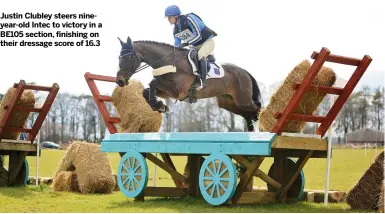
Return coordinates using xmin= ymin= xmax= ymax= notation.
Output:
xmin=133 ymin=40 xmax=174 ymax=49
xmin=133 ymin=40 xmax=189 ymax=53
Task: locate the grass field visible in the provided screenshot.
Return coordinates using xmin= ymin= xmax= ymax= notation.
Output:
xmin=0 ymin=147 xmax=382 ymax=213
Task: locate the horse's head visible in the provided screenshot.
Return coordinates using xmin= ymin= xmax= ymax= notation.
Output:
xmin=116 ymin=36 xmax=142 ymax=87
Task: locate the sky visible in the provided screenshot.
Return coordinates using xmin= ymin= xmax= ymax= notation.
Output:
xmin=0 ymin=0 xmax=384 ymax=97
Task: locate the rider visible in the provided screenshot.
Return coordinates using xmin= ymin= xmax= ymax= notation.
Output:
xmin=165 ymin=5 xmax=217 ymax=89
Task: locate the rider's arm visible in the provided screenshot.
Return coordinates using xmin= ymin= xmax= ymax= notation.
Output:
xmin=186 ymin=15 xmax=203 ymax=45
xmin=174 ymin=36 xmax=181 ymax=47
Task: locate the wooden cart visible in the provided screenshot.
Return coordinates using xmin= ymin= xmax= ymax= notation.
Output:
xmin=0 ymin=80 xmax=59 ymax=186
xmin=85 ymin=47 xmax=372 ymax=205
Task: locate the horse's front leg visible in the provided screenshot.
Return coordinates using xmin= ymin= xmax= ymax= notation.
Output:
xmin=142 ymin=78 xmax=168 ymax=113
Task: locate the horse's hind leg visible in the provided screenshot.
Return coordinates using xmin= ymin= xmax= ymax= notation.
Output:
xmin=216 ymin=95 xmax=256 ymax=132
xmin=245 ymin=118 xmax=255 ymax=132
xmin=229 ymin=84 xmax=261 ymax=125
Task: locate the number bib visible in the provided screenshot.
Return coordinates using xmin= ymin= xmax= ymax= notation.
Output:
xmin=175 ymin=29 xmax=195 ymax=42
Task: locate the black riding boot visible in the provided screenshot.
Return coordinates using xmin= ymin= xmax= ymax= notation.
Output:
xmin=198 ymin=57 xmax=208 ymax=89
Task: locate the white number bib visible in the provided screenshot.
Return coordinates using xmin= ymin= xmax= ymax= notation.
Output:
xmin=175 ymin=29 xmax=195 ymax=42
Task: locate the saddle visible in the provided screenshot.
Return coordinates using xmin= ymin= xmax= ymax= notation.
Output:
xmin=187 ymin=49 xmax=216 ymax=74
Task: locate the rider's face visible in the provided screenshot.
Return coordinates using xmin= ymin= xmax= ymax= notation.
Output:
xmin=168 ymin=16 xmax=177 ymax=24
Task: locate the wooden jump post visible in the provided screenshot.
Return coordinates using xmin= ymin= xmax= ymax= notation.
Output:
xmin=272 ymin=47 xmax=372 ymax=137
xmin=0 ymin=80 xmax=59 ymax=186
xmin=84 ymin=72 xmax=120 ymax=134
xmin=271 ymin=47 xmax=372 ymax=202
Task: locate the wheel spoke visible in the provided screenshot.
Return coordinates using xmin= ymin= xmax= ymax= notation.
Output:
xmin=217 ymin=161 xmax=223 ymax=176
xmin=133 ymin=177 xmax=139 ymax=186
xmin=132 ymin=177 xmax=139 ymax=186
xmin=204 ymin=182 xmax=214 ymax=191
xmin=133 ymin=164 xmax=140 ymax=173
xmin=122 ymin=177 xmax=129 ymax=186
xmin=203 ymin=176 xmax=214 ymax=181
xmin=131 ymin=157 xmax=136 ymax=170
xmin=126 ymin=158 xmax=131 ymax=170
xmin=206 ymin=167 xmax=215 ymax=177
xmin=210 ymin=183 xmax=216 ymax=197
xmin=133 ymin=173 xmax=142 ymax=177
xmin=216 ymin=183 xmax=221 ymax=197
xmin=127 ymin=179 xmax=132 ymax=191
xmin=122 ymin=164 xmax=130 ymax=172
xmin=219 ymin=168 xmax=228 ymax=177
xmin=218 ymin=181 xmax=227 ymax=192
xmin=120 ymin=173 xmax=130 ymax=176
xmin=219 ymin=177 xmax=231 ymax=182
xmin=211 ymin=160 xmax=217 ymax=175
xmin=131 ymin=179 xmax=136 ymax=191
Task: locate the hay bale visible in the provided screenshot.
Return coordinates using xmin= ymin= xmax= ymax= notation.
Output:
xmin=259 ymin=60 xmax=336 ymax=133
xmin=113 ymin=173 xmax=119 ymax=191
xmin=53 ymin=142 xmax=116 ymax=194
xmin=347 ymin=151 xmax=384 ymax=211
xmin=0 ymin=87 xmax=35 ymax=139
xmin=379 ymin=183 xmax=384 ymax=213
xmin=111 ymin=80 xmax=162 ymax=133
xmin=52 ymin=171 xmax=80 ymax=192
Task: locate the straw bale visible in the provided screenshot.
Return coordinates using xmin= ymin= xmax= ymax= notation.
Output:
xmin=259 ymin=60 xmax=336 ymax=133
xmin=379 ymin=183 xmax=384 ymax=213
xmin=111 ymin=80 xmax=162 ymax=133
xmin=0 ymin=87 xmax=35 ymax=139
xmin=54 ymin=142 xmax=116 ymax=194
xmin=113 ymin=173 xmax=119 ymax=191
xmin=347 ymin=151 xmax=384 ymax=211
xmin=52 ymin=171 xmax=80 ymax=192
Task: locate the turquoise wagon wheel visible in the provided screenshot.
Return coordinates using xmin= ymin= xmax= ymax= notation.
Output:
xmin=117 ymin=151 xmax=148 ymax=198
xmin=199 ymin=153 xmax=237 ymax=206
xmin=267 ymin=157 xmax=305 ymax=202
xmin=23 ymin=159 xmax=29 ymax=185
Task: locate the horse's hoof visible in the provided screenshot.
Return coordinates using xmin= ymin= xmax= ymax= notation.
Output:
xmin=188 ymin=97 xmax=197 ymax=104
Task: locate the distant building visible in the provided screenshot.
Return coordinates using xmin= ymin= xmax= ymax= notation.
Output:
xmin=346 ymin=128 xmax=384 ymax=146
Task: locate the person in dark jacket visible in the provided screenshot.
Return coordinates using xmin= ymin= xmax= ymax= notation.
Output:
xmin=165 ymin=5 xmax=217 ymax=89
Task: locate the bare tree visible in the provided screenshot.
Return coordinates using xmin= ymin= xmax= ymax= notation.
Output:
xmin=372 ymin=86 xmax=384 ymax=130
xmin=53 ymin=93 xmax=72 ymax=143
xmin=358 ymin=86 xmax=371 ymax=129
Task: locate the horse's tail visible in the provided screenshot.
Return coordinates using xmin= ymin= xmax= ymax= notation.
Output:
xmin=246 ymin=71 xmax=262 ymax=108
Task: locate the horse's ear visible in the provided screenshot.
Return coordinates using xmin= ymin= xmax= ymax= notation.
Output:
xmin=126 ymin=36 xmax=132 ymax=44
xmin=118 ymin=37 xmax=125 ymax=46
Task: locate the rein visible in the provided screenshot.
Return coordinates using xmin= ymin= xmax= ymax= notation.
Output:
xmin=119 ymin=45 xmax=186 ymax=75
xmin=119 ymin=44 xmax=197 ymax=104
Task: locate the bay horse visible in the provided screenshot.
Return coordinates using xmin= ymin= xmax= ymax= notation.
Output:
xmin=116 ymin=36 xmax=262 ymax=131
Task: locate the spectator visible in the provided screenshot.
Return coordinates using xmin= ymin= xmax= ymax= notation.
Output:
xmin=19 ymin=132 xmax=28 ymax=141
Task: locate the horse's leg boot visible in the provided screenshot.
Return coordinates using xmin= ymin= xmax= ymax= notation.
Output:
xmin=143 ymin=88 xmax=159 ymax=111
xmin=148 ymin=79 xmax=159 ymax=108
xmin=154 ymin=101 xmax=168 ymax=113
xmin=142 ymin=88 xmax=152 ymax=106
